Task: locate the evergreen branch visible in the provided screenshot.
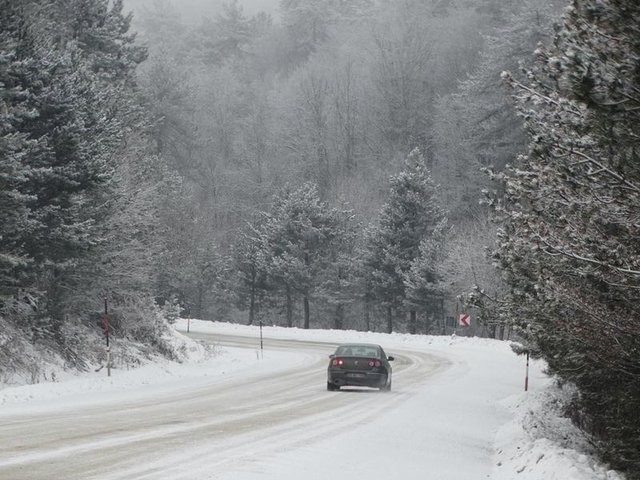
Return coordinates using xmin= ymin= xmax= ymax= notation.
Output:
xmin=602 ymin=278 xmax=640 ymax=290
xmin=593 ymin=29 xmax=623 ymax=42
xmin=609 ymin=89 xmax=640 ymax=110
xmin=540 ymin=239 xmax=640 ymax=276
xmin=507 ymin=76 xmax=583 ymax=117
xmin=472 ymin=285 xmax=511 ymax=305
xmin=555 ymin=145 xmax=640 ymax=193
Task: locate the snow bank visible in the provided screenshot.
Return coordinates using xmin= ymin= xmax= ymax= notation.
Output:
xmin=494 ymin=382 xmax=625 ymax=480
xmin=0 ymin=327 xmax=295 ymax=414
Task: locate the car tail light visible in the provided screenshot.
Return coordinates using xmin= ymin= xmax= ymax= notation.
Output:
xmin=368 ymin=359 xmax=381 ymax=368
xmin=332 ymin=358 xmax=344 ymax=366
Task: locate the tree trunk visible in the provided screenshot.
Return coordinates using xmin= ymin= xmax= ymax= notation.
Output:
xmin=286 ymin=287 xmax=293 ymax=328
xmin=44 ymin=267 xmax=64 ymax=343
xmin=409 ymin=310 xmax=417 ymax=335
xmin=195 ymin=282 xmax=204 ymax=319
xmin=248 ymin=281 xmax=255 ymax=326
xmin=317 ymin=144 xmax=330 ymax=200
xmin=364 ymin=300 xmax=371 ymax=331
xmin=386 ymin=305 xmax=393 ymax=334
xmin=489 ymin=324 xmax=497 ymax=339
xmin=334 ymin=303 xmax=344 ymax=330
xmin=303 ymin=295 xmax=310 ymax=329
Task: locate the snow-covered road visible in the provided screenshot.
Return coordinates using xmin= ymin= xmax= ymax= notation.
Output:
xmin=0 ymin=320 xmax=621 ymax=480
xmin=0 ymin=331 xmax=446 ymax=479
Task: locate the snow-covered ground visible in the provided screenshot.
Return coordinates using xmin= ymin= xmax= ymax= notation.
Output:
xmin=0 ymin=320 xmax=624 ymax=480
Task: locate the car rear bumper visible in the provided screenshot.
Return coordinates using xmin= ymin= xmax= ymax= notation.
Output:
xmin=328 ymin=370 xmax=388 ymax=388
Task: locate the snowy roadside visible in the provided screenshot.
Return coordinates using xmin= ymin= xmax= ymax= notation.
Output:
xmin=0 ymin=326 xmax=298 ymax=413
xmin=0 ymin=319 xmax=625 ymax=480
xmin=493 ymin=382 xmax=624 ymax=480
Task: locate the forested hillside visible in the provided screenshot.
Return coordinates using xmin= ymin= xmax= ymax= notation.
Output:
xmin=127 ymin=0 xmax=562 ymax=334
xmin=0 ymin=0 xmax=563 ymax=368
xmin=2 ymin=0 xmax=639 ymax=476
xmin=0 ymin=0 xmax=175 ymax=376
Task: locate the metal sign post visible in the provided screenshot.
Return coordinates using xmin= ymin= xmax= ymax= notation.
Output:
xmin=104 ymin=298 xmax=111 ymax=377
xmin=259 ymin=321 xmax=263 ymax=359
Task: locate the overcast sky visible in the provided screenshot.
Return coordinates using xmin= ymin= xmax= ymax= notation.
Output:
xmin=124 ymin=0 xmax=281 ymax=23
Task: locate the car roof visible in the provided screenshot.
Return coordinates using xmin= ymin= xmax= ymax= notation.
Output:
xmin=336 ymin=343 xmax=383 ymax=348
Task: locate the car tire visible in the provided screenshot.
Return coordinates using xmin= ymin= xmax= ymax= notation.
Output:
xmin=327 ymin=381 xmax=338 ymax=391
xmin=382 ymin=379 xmax=392 ymax=392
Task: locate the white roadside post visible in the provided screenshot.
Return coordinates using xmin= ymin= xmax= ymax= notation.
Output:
xmin=524 ymin=350 xmax=530 ymax=392
xmin=103 ymin=298 xmax=111 ymax=377
xmin=524 ymin=324 xmax=532 ymax=391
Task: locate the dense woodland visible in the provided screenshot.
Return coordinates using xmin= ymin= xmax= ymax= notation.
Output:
xmin=1 ymin=0 xmax=639 ymax=476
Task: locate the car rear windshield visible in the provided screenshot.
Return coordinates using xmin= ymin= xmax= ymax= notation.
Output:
xmin=336 ymin=345 xmax=380 ymax=358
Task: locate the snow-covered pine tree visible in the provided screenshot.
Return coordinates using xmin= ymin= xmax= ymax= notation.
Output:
xmin=200 ymin=0 xmax=254 ymax=63
xmin=0 ymin=3 xmax=111 ymax=337
xmin=403 ymin=217 xmax=447 ymax=332
xmin=231 ymin=225 xmax=270 ymax=326
xmin=259 ymin=182 xmax=355 ymax=329
xmin=434 ymin=0 xmax=563 ymax=221
xmin=0 ymin=4 xmax=36 ymax=302
xmin=315 ymin=204 xmax=358 ymax=331
xmin=361 ymin=149 xmax=445 ymax=333
xmin=498 ymin=0 xmax=640 ymax=475
xmin=57 ymin=0 xmax=147 ymax=83
xmin=0 ymin=0 xmax=148 ymax=346
xmin=280 ymin=0 xmax=334 ymax=61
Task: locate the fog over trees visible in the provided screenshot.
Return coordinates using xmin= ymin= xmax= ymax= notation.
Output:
xmin=122 ymin=0 xmax=562 ymax=334
xmin=1 ymin=0 xmax=639 ymax=476
xmin=126 ymin=0 xmax=281 ymax=21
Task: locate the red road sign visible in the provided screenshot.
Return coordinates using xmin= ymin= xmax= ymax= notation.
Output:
xmin=459 ymin=314 xmax=470 ymax=327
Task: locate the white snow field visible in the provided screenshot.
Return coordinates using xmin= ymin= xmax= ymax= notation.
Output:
xmin=0 ymin=319 xmax=624 ymax=480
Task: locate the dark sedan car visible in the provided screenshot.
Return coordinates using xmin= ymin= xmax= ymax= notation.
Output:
xmin=327 ymin=343 xmax=394 ymax=391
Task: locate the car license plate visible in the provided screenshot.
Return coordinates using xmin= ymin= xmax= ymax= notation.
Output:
xmin=347 ymin=373 xmax=365 ymax=378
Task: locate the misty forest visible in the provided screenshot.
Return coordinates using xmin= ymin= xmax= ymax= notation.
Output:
xmin=1 ymin=0 xmax=639 ymax=476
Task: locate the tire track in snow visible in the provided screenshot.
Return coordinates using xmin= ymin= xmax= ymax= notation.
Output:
xmin=0 ymin=333 xmax=449 ymax=480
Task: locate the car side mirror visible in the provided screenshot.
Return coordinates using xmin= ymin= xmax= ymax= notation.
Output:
xmin=387 ymin=356 xmax=395 ymax=361
xmin=329 ymin=354 xmax=335 ymax=359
